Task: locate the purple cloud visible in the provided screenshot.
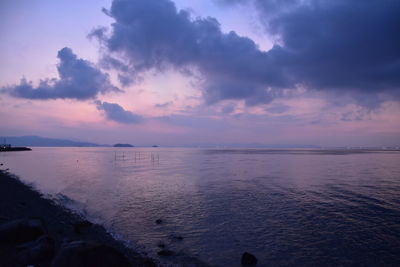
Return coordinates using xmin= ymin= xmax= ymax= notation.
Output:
xmin=2 ymin=47 xmax=121 ymax=100
xmin=91 ymin=0 xmax=288 ymax=106
xmin=92 ymin=0 xmax=400 ymax=108
xmin=95 ymin=100 xmax=142 ymax=124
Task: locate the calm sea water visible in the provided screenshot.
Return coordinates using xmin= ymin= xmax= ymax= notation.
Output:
xmin=1 ymin=147 xmax=400 ymax=266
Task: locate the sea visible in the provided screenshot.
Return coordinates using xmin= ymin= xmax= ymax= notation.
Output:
xmin=1 ymin=147 xmax=400 ymax=266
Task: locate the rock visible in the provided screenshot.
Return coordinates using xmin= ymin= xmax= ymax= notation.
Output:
xmin=73 ymin=220 xmax=93 ymax=234
xmin=155 ymin=219 xmax=163 ymax=224
xmin=51 ymin=240 xmax=131 ymax=267
xmin=17 ymin=235 xmax=55 ymax=266
xmin=157 ymin=249 xmax=175 ymax=256
xmin=241 ymin=252 xmax=258 ymax=266
xmin=0 ymin=219 xmax=45 ymax=244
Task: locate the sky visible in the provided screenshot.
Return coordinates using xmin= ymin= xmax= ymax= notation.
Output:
xmin=1 ymin=0 xmax=399 ymax=147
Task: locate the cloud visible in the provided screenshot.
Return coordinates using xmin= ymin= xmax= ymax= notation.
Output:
xmin=155 ymin=101 xmax=173 ymax=108
xmin=265 ymin=1 xmax=400 ymax=91
xmin=95 ymin=100 xmax=142 ymax=124
xmin=2 ymin=47 xmax=120 ymax=100
xmin=341 ymin=109 xmax=370 ymax=122
xmin=221 ymin=103 xmax=236 ymax=114
xmin=223 ymin=0 xmax=400 ymax=107
xmin=92 ymin=0 xmax=289 ymax=106
xmin=215 ymin=0 xmax=299 ymax=15
xmin=92 ymin=0 xmax=400 ymax=108
xmin=266 ymin=104 xmax=290 ymax=114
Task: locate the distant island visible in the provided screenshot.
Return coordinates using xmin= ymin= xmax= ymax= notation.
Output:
xmin=113 ymin=144 xmax=134 ymax=147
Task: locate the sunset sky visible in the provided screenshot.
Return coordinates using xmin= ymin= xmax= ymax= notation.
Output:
xmin=1 ymin=0 xmax=399 ymax=146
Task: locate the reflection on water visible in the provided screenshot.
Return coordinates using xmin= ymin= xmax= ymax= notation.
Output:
xmin=1 ymin=148 xmax=400 ymax=266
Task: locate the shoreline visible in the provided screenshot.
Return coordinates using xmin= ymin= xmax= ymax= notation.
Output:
xmin=0 ymin=170 xmax=156 ymax=267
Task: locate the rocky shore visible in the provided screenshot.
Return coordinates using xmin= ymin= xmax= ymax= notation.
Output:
xmin=0 ymin=169 xmax=257 ymax=267
xmin=0 ymin=170 xmax=156 ymax=267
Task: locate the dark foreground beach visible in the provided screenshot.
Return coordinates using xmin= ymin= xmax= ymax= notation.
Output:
xmin=0 ymin=170 xmax=157 ymax=267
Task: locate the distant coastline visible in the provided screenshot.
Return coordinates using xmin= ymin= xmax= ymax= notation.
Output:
xmin=2 ymin=135 xmax=399 ymax=150
xmin=2 ymin=136 xmax=104 ymax=147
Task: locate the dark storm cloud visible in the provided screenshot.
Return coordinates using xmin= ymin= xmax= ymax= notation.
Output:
xmin=93 ymin=0 xmax=290 ymax=105
xmin=94 ymin=0 xmax=400 ymax=107
xmin=221 ymin=0 xmax=400 ymax=106
xmin=265 ymin=0 xmax=400 ymax=92
xmin=95 ymin=100 xmax=142 ymax=124
xmin=2 ymin=47 xmax=120 ymax=100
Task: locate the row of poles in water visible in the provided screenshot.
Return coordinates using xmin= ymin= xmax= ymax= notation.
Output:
xmin=114 ymin=151 xmax=160 ymax=162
